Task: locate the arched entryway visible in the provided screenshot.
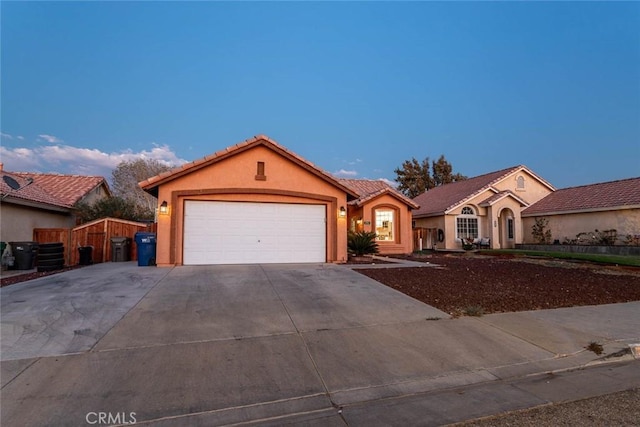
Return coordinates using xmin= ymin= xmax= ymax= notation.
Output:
xmin=498 ymin=208 xmax=515 ymax=249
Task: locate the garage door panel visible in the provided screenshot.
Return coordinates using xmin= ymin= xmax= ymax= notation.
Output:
xmin=183 ymin=201 xmax=326 ymax=265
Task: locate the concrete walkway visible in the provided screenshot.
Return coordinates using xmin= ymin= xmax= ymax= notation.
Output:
xmin=344 ymin=255 xmax=439 ymax=269
xmin=1 ymin=262 xmax=638 ymax=426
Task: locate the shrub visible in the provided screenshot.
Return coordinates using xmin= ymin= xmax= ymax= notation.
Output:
xmin=596 ymin=229 xmax=617 ymax=245
xmin=624 ymin=234 xmax=640 ymax=246
xmin=463 ymin=305 xmax=485 ymax=317
xmin=348 ymin=231 xmax=379 ymax=256
xmin=574 ymin=229 xmax=618 ymax=246
xmin=531 ymin=217 xmax=552 ymax=244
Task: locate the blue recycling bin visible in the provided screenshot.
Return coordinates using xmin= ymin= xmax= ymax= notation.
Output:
xmin=134 ymin=232 xmax=157 ymax=266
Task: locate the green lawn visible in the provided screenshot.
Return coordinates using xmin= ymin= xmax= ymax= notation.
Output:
xmin=479 ymin=249 xmax=640 ymax=267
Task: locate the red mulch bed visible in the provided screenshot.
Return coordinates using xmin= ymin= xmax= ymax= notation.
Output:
xmin=356 ymin=253 xmax=640 ymax=315
xmin=1 ymin=265 xmax=86 ymax=288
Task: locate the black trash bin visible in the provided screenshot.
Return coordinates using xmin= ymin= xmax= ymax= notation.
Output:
xmin=37 ymin=242 xmax=65 ymax=272
xmin=110 ymin=237 xmax=131 ymax=262
xmin=9 ymin=241 xmax=39 ymax=270
xmin=78 ymin=246 xmax=94 ymax=265
xmin=134 ymin=232 xmax=157 ymax=266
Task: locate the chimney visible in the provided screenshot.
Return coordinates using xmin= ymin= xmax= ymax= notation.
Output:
xmin=0 ymin=163 xmax=3 ymax=171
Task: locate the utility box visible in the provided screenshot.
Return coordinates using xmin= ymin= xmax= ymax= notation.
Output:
xmin=110 ymin=237 xmax=131 ymax=262
xmin=134 ymin=232 xmax=157 ymax=266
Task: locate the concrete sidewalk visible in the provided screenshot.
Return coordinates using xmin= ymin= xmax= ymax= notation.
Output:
xmin=1 ymin=262 xmax=638 ymax=426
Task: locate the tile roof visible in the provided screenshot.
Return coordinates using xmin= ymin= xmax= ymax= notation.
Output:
xmin=1 ymin=171 xmax=72 ymax=210
xmin=412 ymin=166 xmax=527 ymax=217
xmin=339 ymin=179 xmax=419 ymax=209
xmin=13 ymin=173 xmax=109 ymax=206
xmin=139 ymin=135 xmax=359 ymax=197
xmin=479 ymin=190 xmax=529 ymax=207
xmin=522 ymin=177 xmax=640 ymax=216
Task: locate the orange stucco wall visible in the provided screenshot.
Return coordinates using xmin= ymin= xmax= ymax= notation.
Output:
xmin=356 ymin=194 xmax=414 ymax=254
xmin=154 ymin=145 xmax=349 ymax=266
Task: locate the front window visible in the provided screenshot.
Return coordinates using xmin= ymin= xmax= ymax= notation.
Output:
xmin=375 ymin=209 xmax=394 ymax=241
xmin=457 ymin=206 xmax=478 ymax=239
xmin=507 ymin=218 xmax=514 ymax=239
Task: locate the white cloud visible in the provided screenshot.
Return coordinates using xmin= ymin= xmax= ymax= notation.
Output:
xmin=0 ymin=143 xmax=187 ymax=178
xmin=377 ymin=178 xmax=398 ymax=188
xmin=38 ymin=134 xmax=64 ymax=144
xmin=333 ymin=169 xmax=358 ymax=177
xmin=17 ymin=136 xmax=24 ymax=140
xmin=1 ymin=132 xmax=13 ymax=140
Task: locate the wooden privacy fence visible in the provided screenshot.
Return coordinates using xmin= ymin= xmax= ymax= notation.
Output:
xmin=413 ymin=227 xmax=436 ymax=251
xmin=32 ymin=228 xmax=73 ymax=266
xmin=34 ymin=218 xmax=153 ymax=265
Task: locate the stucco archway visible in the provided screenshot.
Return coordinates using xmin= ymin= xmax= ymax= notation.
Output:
xmin=498 ymin=207 xmax=516 ymax=249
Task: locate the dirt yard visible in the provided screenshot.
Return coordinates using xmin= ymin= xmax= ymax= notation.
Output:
xmin=357 ymin=253 xmax=640 ymax=315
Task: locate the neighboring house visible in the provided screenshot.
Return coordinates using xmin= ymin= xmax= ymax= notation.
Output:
xmin=0 ymin=164 xmax=110 ymax=243
xmin=139 ymin=135 xmax=418 ymax=266
xmin=412 ymin=165 xmax=555 ymax=250
xmin=521 ymin=177 xmax=640 ymax=245
xmin=13 ymin=172 xmax=110 ymax=207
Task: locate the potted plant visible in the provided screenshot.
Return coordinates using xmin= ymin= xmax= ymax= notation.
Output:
xmin=348 ymin=231 xmax=379 ymax=261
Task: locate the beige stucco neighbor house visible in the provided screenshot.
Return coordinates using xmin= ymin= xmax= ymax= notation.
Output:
xmin=0 ymin=164 xmax=110 ymax=243
xmin=521 ymin=177 xmax=640 ymax=245
xmin=139 ymin=135 xmax=417 ymax=266
xmin=412 ymin=165 xmax=555 ymax=250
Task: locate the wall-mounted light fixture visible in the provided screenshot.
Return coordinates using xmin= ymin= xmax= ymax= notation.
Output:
xmin=339 ymin=206 xmax=346 ymax=218
xmin=159 ymin=200 xmax=169 ymax=215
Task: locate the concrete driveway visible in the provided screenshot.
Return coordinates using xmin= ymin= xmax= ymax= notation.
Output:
xmin=2 ymin=262 xmax=638 ymax=426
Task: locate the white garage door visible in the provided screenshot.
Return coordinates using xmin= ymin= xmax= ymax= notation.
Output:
xmin=183 ymin=201 xmax=326 ymax=265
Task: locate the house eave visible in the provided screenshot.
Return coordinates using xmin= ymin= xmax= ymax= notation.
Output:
xmin=352 ymin=189 xmax=419 ymax=209
xmin=140 ymin=136 xmax=359 ymax=199
xmin=413 ymin=211 xmax=445 ymax=219
xmin=0 ymin=196 xmax=72 ymax=213
xmin=479 ymin=192 xmax=530 ymax=208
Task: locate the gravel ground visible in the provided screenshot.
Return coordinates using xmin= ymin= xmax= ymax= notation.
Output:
xmin=357 ymin=253 xmax=640 ymax=315
xmin=451 ymin=388 xmax=640 ymax=426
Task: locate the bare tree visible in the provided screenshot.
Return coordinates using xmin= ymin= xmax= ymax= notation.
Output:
xmin=111 ymin=159 xmax=172 ymax=217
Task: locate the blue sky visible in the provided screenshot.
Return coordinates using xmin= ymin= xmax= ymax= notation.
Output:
xmin=1 ymin=1 xmax=638 ymax=189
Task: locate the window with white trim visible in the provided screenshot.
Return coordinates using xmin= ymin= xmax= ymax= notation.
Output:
xmin=375 ymin=209 xmax=394 ymax=241
xmin=456 ymin=206 xmax=478 ymax=239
